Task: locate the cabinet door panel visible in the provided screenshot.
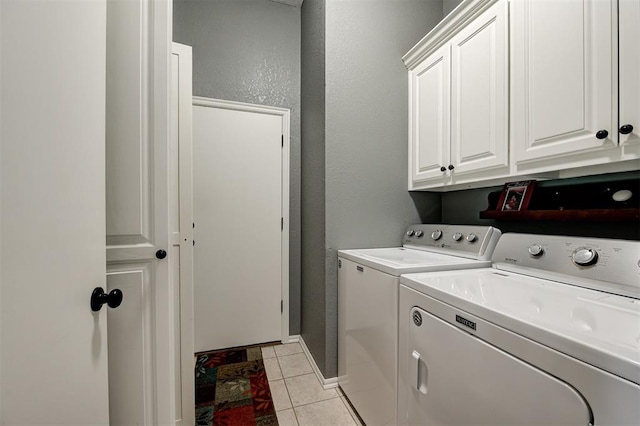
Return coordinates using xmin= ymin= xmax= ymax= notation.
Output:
xmin=619 ymin=0 xmax=640 ymax=153
xmin=450 ymin=0 xmax=508 ymax=175
xmin=410 ymin=45 xmax=450 ymax=185
xmin=513 ymin=0 xmax=615 ymax=165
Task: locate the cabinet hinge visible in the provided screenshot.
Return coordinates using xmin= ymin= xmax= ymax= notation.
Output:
xmin=281 ymin=135 xmax=284 ymax=147
xmin=281 ymin=217 xmax=284 ymax=230
xmin=281 ymin=300 xmax=283 ymax=313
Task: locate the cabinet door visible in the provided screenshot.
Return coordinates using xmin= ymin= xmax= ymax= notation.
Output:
xmin=619 ymin=0 xmax=640 ymax=153
xmin=512 ymin=0 xmax=615 ymax=167
xmin=450 ymin=0 xmax=509 ymax=176
xmin=409 ymin=45 xmax=450 ymax=186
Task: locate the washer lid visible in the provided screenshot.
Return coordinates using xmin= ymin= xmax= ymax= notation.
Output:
xmin=400 ymin=268 xmax=640 ymax=384
xmin=338 ymin=247 xmax=489 ymax=276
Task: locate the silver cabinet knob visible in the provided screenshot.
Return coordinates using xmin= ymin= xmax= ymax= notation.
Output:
xmin=431 ymin=230 xmax=442 ymax=241
xmin=452 ymin=232 xmax=463 ymax=242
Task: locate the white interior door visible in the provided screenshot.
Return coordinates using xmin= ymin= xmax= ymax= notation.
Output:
xmin=0 ymin=0 xmax=109 ymax=423
xmin=192 ymin=98 xmax=289 ymax=352
xmin=105 ymin=0 xmax=175 ymax=424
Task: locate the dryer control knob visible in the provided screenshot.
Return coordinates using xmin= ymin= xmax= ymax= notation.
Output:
xmin=528 ymin=244 xmax=544 ymax=257
xmin=572 ymin=247 xmax=599 ymax=266
xmin=406 ymin=229 xmax=415 ymax=237
xmin=452 ymin=232 xmax=463 ymax=242
xmin=414 ymin=230 xmax=424 ymax=238
xmin=431 ymin=230 xmax=442 ymax=241
xmin=466 ymin=233 xmax=477 ymax=243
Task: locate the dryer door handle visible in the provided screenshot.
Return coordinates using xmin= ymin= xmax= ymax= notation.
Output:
xmin=411 ymin=350 xmax=428 ymax=394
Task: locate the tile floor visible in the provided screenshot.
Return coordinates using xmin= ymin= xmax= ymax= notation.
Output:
xmin=261 ymin=342 xmax=363 ymax=426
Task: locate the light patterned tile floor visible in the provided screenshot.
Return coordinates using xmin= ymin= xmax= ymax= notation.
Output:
xmin=262 ymin=342 xmax=361 ymax=426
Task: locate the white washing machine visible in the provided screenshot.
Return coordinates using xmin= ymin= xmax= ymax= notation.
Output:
xmin=337 ymin=224 xmax=501 ymax=426
xmin=398 ymin=233 xmax=640 ymax=426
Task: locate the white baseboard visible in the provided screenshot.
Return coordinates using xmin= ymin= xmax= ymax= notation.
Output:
xmin=289 ymin=335 xmax=339 ymax=390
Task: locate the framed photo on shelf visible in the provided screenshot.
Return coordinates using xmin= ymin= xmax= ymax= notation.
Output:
xmin=496 ymin=180 xmax=536 ymax=212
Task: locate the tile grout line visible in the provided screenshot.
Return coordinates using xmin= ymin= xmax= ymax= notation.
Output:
xmin=274 ymin=344 xmax=302 ymax=425
xmin=273 ymin=351 xmax=294 ymax=412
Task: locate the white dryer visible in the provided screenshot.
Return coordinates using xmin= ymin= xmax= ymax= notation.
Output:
xmin=399 ymin=233 xmax=640 ymax=425
xmin=337 ymin=224 xmax=501 ymax=426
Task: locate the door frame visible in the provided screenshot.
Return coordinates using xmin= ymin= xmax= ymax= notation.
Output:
xmin=171 ymin=42 xmax=195 ymax=425
xmin=192 ymin=96 xmax=290 ymax=344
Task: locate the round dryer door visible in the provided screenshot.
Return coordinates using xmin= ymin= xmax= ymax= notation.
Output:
xmin=403 ymin=307 xmax=592 ymax=425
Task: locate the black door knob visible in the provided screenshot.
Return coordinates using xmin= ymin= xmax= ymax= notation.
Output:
xmin=91 ymin=287 xmax=123 ymax=311
xmin=155 ymin=249 xmax=167 ymax=259
xmin=620 ymin=124 xmax=634 ymax=135
xmin=440 ymin=166 xmax=446 ymax=172
xmin=448 ymin=164 xmax=455 ymax=170
xmin=595 ymin=130 xmax=609 ymax=139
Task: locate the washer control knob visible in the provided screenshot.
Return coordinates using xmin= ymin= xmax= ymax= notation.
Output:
xmin=466 ymin=233 xmax=477 ymax=243
xmin=528 ymin=244 xmax=544 ymax=257
xmin=406 ymin=229 xmax=415 ymax=237
xmin=431 ymin=230 xmax=443 ymax=241
xmin=414 ymin=230 xmax=424 ymax=238
xmin=452 ymin=232 xmax=463 ymax=242
xmin=572 ymin=247 xmax=599 ymax=266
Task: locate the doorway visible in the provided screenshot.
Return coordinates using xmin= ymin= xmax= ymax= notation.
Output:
xmin=192 ymin=98 xmax=290 ymax=352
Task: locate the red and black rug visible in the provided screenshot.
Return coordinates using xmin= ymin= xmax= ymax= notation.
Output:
xmin=195 ymin=345 xmax=278 ymax=426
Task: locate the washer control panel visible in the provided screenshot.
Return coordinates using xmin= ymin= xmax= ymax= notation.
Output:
xmin=403 ymin=224 xmax=502 ymax=260
xmin=493 ymin=234 xmax=640 ymax=299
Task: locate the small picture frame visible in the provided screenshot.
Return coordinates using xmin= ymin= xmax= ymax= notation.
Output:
xmin=496 ymin=180 xmax=536 ymax=212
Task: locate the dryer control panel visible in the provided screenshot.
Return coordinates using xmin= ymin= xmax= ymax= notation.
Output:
xmin=403 ymin=224 xmax=501 ymax=261
xmin=492 ymin=233 xmax=640 ymax=299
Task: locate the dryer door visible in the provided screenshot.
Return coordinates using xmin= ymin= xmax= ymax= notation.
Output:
xmin=404 ymin=307 xmax=592 ymax=425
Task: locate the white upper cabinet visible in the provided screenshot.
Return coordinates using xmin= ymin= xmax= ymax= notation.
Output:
xmin=450 ymin=4 xmax=508 ymax=177
xmin=512 ymin=0 xmax=639 ymax=174
xmin=619 ymin=0 xmax=640 ymax=153
xmin=411 ymin=44 xmax=450 ymax=184
xmin=405 ymin=0 xmax=509 ymax=190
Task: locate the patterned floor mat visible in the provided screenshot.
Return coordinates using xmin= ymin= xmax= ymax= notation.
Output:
xmin=195 ymin=345 xmax=278 ymax=426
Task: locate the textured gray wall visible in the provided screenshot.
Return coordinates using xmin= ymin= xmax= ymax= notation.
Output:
xmin=173 ymin=0 xmax=302 ymax=334
xmin=300 ymin=0 xmax=443 ymax=379
xmin=300 ymin=0 xmax=327 ymax=374
xmin=443 ymin=0 xmax=463 ymax=16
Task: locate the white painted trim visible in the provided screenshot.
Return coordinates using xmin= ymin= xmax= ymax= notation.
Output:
xmin=171 ymin=41 xmax=194 ymax=426
xmin=151 ymin=0 xmax=176 ymax=424
xmin=293 ymin=335 xmax=339 ymax=390
xmin=193 ymin=97 xmax=291 ymax=347
xmin=403 ymin=0 xmax=500 ymax=69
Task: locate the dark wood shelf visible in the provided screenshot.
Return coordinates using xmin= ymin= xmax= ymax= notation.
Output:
xmin=480 ymin=208 xmax=640 ymax=222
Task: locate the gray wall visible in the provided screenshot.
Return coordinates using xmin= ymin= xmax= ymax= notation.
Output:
xmin=301 ymin=0 xmax=443 ymax=378
xmin=173 ymin=0 xmax=303 ymax=334
xmin=443 ymin=0 xmax=463 ymax=16
xmin=300 ymin=0 xmax=327 ymax=374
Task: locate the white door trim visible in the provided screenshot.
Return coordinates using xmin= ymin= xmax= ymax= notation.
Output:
xmin=192 ymin=96 xmax=290 ymax=344
xmin=171 ymin=42 xmax=194 ymax=426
